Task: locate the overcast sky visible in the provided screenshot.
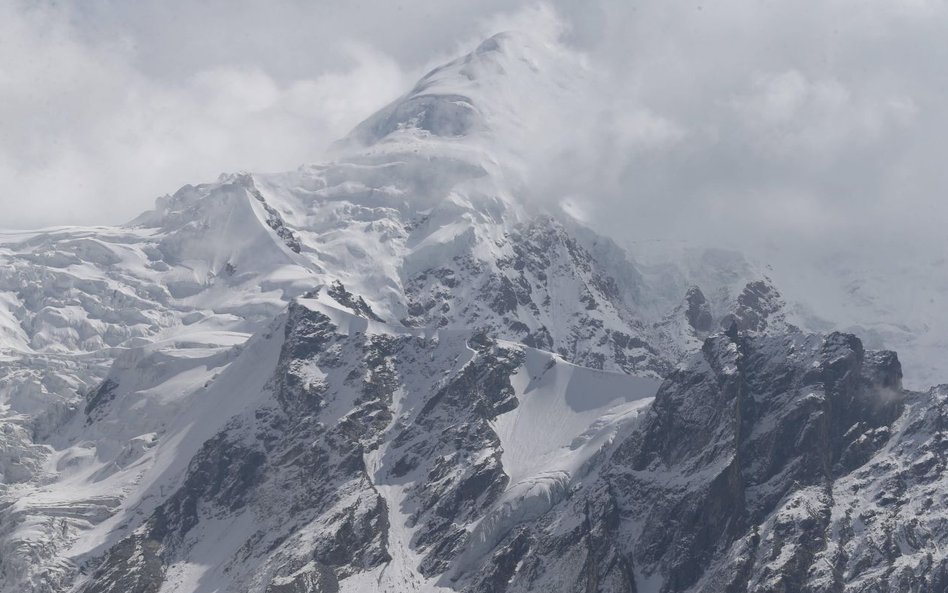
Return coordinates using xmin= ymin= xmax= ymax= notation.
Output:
xmin=2 ymin=0 xmax=947 ymax=256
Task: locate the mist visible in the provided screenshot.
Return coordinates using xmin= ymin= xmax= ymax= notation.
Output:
xmin=2 ymin=0 xmax=947 ymax=261
xmin=511 ymin=1 xmax=947 ymax=257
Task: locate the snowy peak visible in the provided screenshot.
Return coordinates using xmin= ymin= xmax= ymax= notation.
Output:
xmin=131 ymin=172 xmax=304 ymax=263
xmin=4 ymin=27 xmax=948 ymax=593
xmin=343 ymin=31 xmax=575 ymax=151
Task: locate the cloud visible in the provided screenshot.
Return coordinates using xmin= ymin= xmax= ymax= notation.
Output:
xmin=2 ymin=0 xmax=948 ymax=263
xmin=501 ymin=0 xmax=948 ymax=254
xmin=732 ymin=70 xmax=917 ymax=161
xmin=0 ymin=1 xmax=413 ymax=228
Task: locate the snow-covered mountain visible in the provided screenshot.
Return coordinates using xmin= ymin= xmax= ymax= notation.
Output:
xmin=1 ymin=31 xmax=946 ymax=593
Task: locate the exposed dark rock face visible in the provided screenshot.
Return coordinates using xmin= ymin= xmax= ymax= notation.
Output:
xmin=242 ymin=176 xmax=303 ymax=254
xmin=618 ymin=330 xmax=906 ymax=591
xmin=75 ymin=302 xmax=528 ymax=592
xmin=401 ymin=217 xmax=668 ymax=377
xmin=684 ymin=286 xmax=713 ymax=333
xmin=84 ymin=378 xmax=118 ymax=418
xmin=459 ymin=329 xmax=945 ymax=593
xmin=720 ymin=280 xmax=785 ymax=334
xmin=62 ymin=301 xmax=948 ymax=593
xmin=80 ymin=530 xmax=164 ymax=593
xmin=326 ymin=280 xmax=385 ymax=321
xmin=384 ymin=333 xmax=523 ymax=576
xmin=79 ymin=303 xmax=394 ymax=592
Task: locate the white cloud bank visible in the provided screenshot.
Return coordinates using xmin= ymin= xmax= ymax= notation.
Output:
xmin=0 ymin=1 xmax=415 ymax=227
xmin=2 ymin=0 xmax=948 ymax=258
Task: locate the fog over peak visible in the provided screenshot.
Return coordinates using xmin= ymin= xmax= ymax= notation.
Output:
xmin=2 ymin=0 xmax=947 ymax=262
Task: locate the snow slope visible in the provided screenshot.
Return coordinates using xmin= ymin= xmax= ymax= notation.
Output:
xmin=1 ymin=295 xmax=660 ymax=593
xmin=0 ymin=28 xmax=946 ymax=593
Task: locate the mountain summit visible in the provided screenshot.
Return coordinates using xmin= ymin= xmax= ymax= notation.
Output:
xmin=1 ymin=32 xmax=946 ymax=593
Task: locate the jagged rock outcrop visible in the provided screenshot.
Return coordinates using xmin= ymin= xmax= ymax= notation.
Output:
xmin=684 ymin=286 xmax=713 ymax=333
xmin=81 ymin=300 xmax=940 ymax=593
xmin=326 ymin=280 xmax=384 ymax=321
xmin=5 ymin=292 xmax=946 ymax=593
xmin=720 ymin=279 xmax=786 ymax=334
xmin=49 ymin=298 xmax=657 ymax=593
xmin=2 ymin=28 xmax=946 ymax=593
xmin=471 ymin=329 xmax=946 ymax=593
xmin=401 ymin=217 xmax=667 ymax=377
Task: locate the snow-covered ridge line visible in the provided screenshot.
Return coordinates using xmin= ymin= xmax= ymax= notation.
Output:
xmin=30 ymin=291 xmax=663 ymax=592
xmin=2 ymin=28 xmax=947 ymax=593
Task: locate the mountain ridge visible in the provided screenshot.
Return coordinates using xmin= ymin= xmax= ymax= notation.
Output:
xmin=1 ymin=30 xmax=946 ymax=593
